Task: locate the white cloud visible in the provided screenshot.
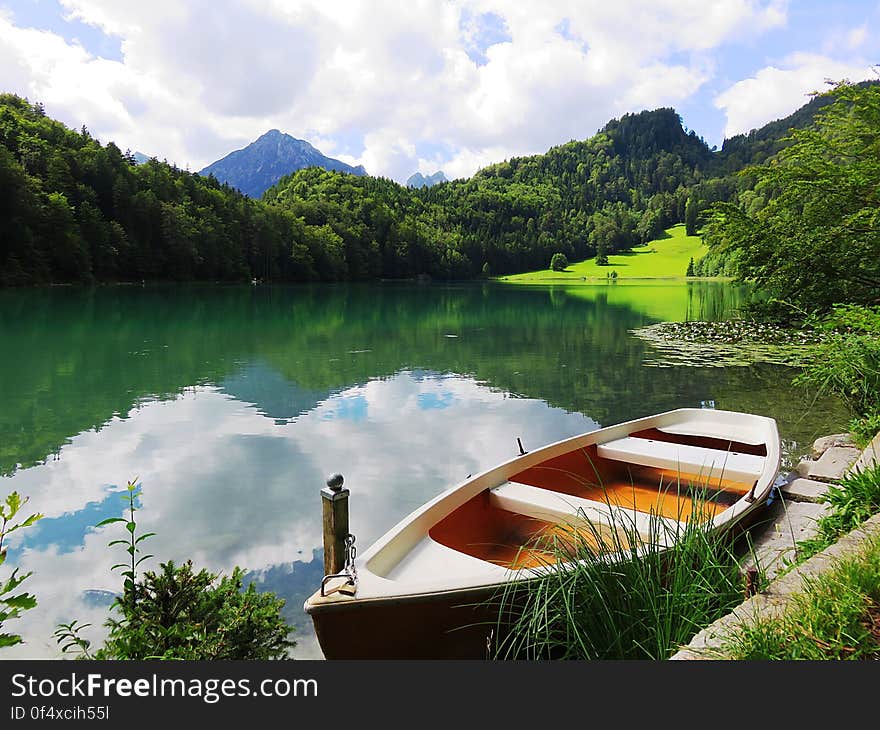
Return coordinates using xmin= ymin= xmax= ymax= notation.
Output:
xmin=0 ymin=0 xmax=805 ymax=180
xmin=714 ymin=52 xmax=874 ymax=138
xmin=847 ymin=24 xmax=869 ymax=49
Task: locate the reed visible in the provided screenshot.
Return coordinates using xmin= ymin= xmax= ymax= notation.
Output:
xmin=488 ymin=483 xmax=750 ymax=660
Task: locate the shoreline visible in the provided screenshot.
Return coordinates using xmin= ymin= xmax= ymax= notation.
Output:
xmin=673 ymin=432 xmax=880 ymax=659
xmin=495 ymin=275 xmax=732 ymax=284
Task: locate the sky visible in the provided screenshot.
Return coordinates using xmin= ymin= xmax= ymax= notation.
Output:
xmin=0 ymin=0 xmax=877 ymax=183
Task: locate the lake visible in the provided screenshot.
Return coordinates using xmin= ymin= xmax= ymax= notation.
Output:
xmin=0 ymin=281 xmax=849 ymax=658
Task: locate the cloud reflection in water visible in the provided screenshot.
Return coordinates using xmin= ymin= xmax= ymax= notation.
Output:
xmin=1 ymin=369 xmax=598 ymax=658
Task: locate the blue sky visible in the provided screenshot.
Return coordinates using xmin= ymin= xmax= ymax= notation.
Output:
xmin=0 ymin=1 xmax=876 ymax=180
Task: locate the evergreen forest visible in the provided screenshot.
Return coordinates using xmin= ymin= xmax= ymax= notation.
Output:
xmin=0 ymin=84 xmax=871 ymax=286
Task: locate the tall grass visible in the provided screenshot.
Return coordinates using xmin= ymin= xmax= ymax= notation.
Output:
xmin=488 ymin=491 xmax=751 ymax=660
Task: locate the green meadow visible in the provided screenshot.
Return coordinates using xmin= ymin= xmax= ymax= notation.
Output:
xmin=497 ymin=224 xmax=712 ymax=283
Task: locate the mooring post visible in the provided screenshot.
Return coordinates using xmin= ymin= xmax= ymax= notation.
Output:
xmin=322 ymin=473 xmax=349 ymax=576
xmin=743 ymin=567 xmax=759 ymax=599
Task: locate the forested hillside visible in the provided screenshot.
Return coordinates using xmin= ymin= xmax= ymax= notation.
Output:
xmin=0 ymin=94 xmax=365 ymax=284
xmin=1 ymin=85 xmax=854 ymax=286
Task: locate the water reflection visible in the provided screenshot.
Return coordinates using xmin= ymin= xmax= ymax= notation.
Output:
xmin=0 ymin=282 xmax=850 ymax=658
xmin=2 ymin=373 xmax=597 ymax=658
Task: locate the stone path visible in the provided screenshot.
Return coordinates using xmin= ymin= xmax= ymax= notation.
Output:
xmin=670 ymin=431 xmax=880 ymax=660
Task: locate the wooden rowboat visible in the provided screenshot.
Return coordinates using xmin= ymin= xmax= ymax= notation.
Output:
xmin=304 ymin=408 xmax=780 ymax=659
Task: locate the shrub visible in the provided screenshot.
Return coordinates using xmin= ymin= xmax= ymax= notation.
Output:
xmin=96 ymin=560 xmax=295 ymax=660
xmin=56 ymin=479 xmax=295 ymax=660
xmin=550 ymin=252 xmax=568 ymax=271
xmin=1 ymin=492 xmax=43 ymax=649
xmin=794 ymin=306 xmax=880 ymax=429
xmin=851 ymin=413 xmax=880 ymax=448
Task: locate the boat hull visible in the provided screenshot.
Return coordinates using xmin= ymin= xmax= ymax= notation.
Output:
xmin=308 ymin=586 xmax=501 ymax=659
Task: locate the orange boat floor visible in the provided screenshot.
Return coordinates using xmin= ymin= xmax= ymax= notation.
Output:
xmin=428 ymin=492 xmax=635 ymax=570
xmin=430 ymin=444 xmax=758 ymax=569
xmin=508 ymin=446 xmax=755 ymax=523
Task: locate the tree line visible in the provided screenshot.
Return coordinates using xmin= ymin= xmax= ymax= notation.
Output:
xmin=705 ymin=80 xmax=880 ymax=444
xmin=0 ymin=89 xmax=844 ymax=286
xmin=0 ymin=94 xmax=348 ymax=285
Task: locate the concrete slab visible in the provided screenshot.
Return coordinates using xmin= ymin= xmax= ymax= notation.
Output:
xmin=738 ymin=500 xmax=831 ymax=581
xmin=811 ymin=433 xmax=857 ymax=458
xmin=804 ymin=446 xmax=861 ymax=482
xmin=671 ymin=514 xmax=880 ymax=660
xmin=781 ymin=477 xmax=830 ymax=503
xmin=849 ymin=433 xmax=880 ymax=475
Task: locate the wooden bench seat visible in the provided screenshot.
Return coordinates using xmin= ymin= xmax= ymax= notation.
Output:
xmin=489 ymin=481 xmax=683 ymax=541
xmin=595 ymin=436 xmax=764 ymax=483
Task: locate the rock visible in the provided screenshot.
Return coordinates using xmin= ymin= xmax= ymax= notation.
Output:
xmin=806 ymin=446 xmax=862 ymax=482
xmin=780 ymin=478 xmax=830 ymax=503
xmin=849 ymin=432 xmax=880 ymax=475
xmin=811 ymin=433 xmax=857 ymax=458
xmin=739 ymin=500 xmax=832 ymax=582
xmin=794 ymin=459 xmax=813 ymax=478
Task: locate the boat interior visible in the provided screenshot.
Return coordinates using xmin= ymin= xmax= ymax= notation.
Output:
xmin=428 ymin=428 xmax=767 ymax=571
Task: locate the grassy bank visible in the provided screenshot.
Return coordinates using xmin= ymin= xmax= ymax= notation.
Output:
xmin=497 ymin=224 xmax=711 ymax=283
xmin=701 ymin=457 xmax=880 ymax=660
xmin=723 ymin=533 xmax=880 ymax=659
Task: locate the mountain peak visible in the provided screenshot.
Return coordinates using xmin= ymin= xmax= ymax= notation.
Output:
xmin=199 ymin=131 xmax=366 ymax=198
xmin=407 ymin=170 xmax=447 ymax=188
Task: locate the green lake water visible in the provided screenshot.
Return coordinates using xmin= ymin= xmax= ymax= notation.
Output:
xmin=0 ymin=281 xmax=850 ymax=658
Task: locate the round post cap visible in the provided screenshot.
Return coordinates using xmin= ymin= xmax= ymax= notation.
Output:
xmin=326 ymin=473 xmax=345 ymax=492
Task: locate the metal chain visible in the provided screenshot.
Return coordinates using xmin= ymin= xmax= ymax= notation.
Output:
xmin=343 ymin=534 xmax=358 ymax=584
xmin=319 ymin=533 xmax=358 ymax=596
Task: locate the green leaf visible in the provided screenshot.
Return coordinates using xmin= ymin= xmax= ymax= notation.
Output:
xmin=0 ymin=633 xmax=24 ymax=648
xmin=96 ymin=517 xmax=125 ymax=527
xmin=2 ymin=593 xmax=37 ymax=610
xmin=135 ymin=533 xmax=156 ymax=544
xmin=19 ymin=513 xmax=43 ymax=528
xmin=1 ymin=570 xmax=30 ymax=595
xmin=125 ymin=521 xmax=136 ymax=534
xmin=3 ymin=492 xmax=23 ymax=517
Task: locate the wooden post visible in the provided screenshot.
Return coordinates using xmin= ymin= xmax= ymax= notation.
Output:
xmin=743 ymin=567 xmax=759 ymax=599
xmin=322 ymin=473 xmax=349 ymax=576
